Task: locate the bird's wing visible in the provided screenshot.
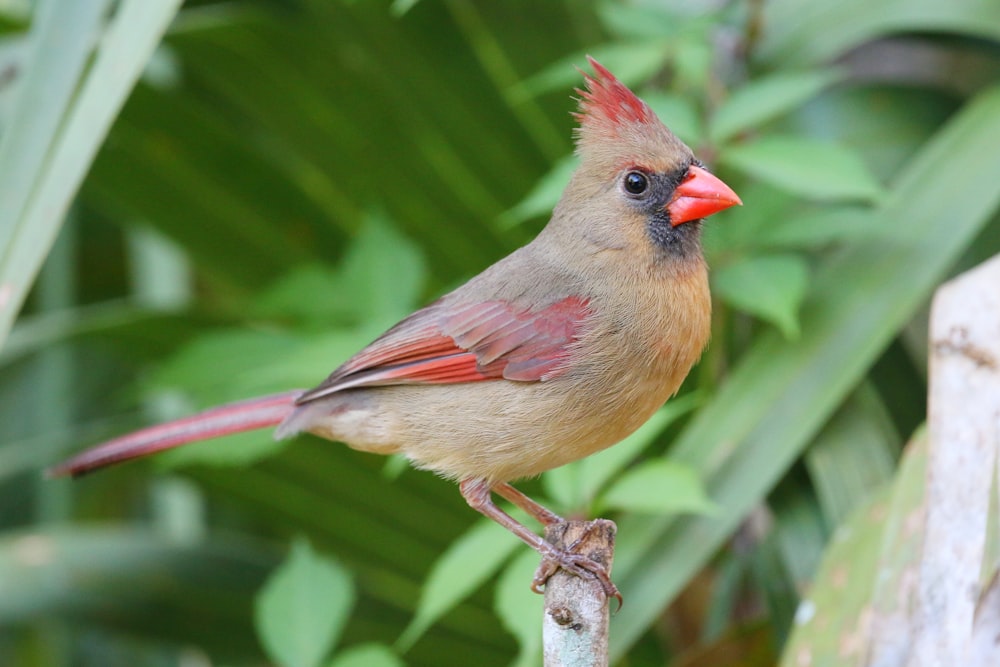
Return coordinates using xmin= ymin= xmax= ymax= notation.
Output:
xmin=295 ymin=295 xmax=591 ymax=403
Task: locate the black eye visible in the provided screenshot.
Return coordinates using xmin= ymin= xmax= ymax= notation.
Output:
xmin=623 ymin=171 xmax=648 ymax=195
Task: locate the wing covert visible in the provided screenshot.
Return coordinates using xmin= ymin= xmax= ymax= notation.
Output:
xmin=295 ymin=296 xmax=590 ymax=404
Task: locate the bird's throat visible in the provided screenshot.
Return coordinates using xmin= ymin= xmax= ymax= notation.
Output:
xmin=647 ymin=213 xmax=703 ymax=261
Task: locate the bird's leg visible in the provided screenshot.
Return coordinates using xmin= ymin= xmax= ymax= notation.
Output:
xmin=493 ymin=482 xmax=562 ymax=526
xmin=493 ymin=482 xmax=610 ymax=593
xmin=459 ymin=478 xmax=620 ymax=603
xmin=493 ymin=482 xmax=604 ymax=579
xmin=492 ymin=482 xmax=604 ymax=580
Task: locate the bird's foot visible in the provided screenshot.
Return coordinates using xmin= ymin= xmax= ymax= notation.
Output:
xmin=458 ymin=479 xmax=621 ymax=605
xmin=531 ymin=529 xmax=622 ymax=607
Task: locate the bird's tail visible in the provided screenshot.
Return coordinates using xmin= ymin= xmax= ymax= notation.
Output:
xmin=48 ymin=390 xmax=304 ymax=478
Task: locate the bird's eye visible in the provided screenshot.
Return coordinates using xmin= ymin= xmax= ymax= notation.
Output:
xmin=623 ymin=171 xmax=649 ymax=195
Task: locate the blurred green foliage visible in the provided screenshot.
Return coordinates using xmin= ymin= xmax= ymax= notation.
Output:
xmin=2 ymin=0 xmax=1000 ymax=666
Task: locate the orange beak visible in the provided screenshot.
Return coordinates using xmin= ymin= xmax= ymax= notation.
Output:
xmin=666 ymin=165 xmax=741 ymax=226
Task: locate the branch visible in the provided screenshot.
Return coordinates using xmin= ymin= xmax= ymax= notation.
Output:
xmin=542 ymin=519 xmax=616 ymax=667
xmin=909 ymin=252 xmax=1000 ymax=666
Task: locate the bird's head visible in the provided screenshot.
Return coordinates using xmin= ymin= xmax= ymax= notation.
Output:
xmin=550 ymin=57 xmax=740 ymax=271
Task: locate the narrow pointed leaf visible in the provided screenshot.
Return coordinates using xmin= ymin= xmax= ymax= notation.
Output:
xmin=645 ymin=92 xmax=704 ymax=146
xmin=598 ymin=460 xmax=715 ymax=515
xmin=597 ymin=2 xmax=693 ymax=40
xmin=780 ymin=435 xmax=927 ymax=665
xmin=0 ymin=526 xmax=274 ymax=656
xmin=397 ymin=519 xmax=520 ymax=651
xmin=494 ymin=550 xmax=544 ymax=667
xmin=511 ymin=42 xmax=670 ymax=99
xmin=713 ymin=254 xmax=810 ymax=339
xmin=720 ymin=136 xmax=883 ymax=202
xmin=499 ymin=155 xmax=577 ymax=227
xmin=759 ymin=0 xmax=1000 ymax=66
xmin=0 ymin=0 xmax=183 ymax=345
xmin=805 ymin=387 xmax=899 ymax=525
xmin=542 ymin=394 xmax=702 ymax=511
xmin=328 ymin=644 xmax=406 ymax=667
xmin=710 ymin=70 xmax=842 ymax=143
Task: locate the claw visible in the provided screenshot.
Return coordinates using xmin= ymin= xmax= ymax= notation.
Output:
xmin=530 ymin=545 xmax=622 ymax=610
xmin=531 ymin=558 xmax=560 ymax=594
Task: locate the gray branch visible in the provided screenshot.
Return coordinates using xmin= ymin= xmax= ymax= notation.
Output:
xmin=542 ymin=519 xmax=616 ymax=667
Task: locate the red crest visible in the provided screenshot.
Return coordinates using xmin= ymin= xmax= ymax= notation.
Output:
xmin=574 ymin=56 xmax=654 ymax=131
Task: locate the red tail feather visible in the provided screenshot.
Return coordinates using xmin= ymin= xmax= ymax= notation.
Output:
xmin=48 ymin=390 xmax=302 ymax=478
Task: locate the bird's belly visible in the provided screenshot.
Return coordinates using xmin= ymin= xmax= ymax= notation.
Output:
xmin=375 ymin=368 xmax=681 ymax=484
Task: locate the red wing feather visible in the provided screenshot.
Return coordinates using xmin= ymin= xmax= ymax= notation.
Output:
xmin=296 ymin=296 xmax=590 ymax=404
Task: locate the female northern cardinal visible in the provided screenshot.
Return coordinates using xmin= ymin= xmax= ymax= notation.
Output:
xmin=51 ymin=58 xmax=740 ymax=600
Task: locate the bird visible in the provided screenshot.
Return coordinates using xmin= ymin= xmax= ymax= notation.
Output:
xmin=50 ymin=57 xmax=740 ymax=601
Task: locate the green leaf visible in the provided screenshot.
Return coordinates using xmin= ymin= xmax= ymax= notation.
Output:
xmin=751 ymin=206 xmax=885 ymax=249
xmin=0 ymin=0 xmax=184 ymax=346
xmin=609 ymin=84 xmax=1000 ymax=662
xmin=598 ymin=460 xmax=715 ymax=515
xmin=863 ymin=434 xmax=931 ymax=665
xmin=780 ymin=434 xmax=927 ymax=665
xmin=542 ymin=394 xmax=702 ymax=511
xmin=759 ymin=0 xmax=1000 ymax=66
xmin=710 ymin=70 xmax=842 ymax=143
xmin=255 ymin=213 xmax=426 ymax=327
xmin=644 ymin=92 xmax=703 ymax=146
xmin=150 ymin=328 xmax=304 ymax=403
xmin=804 ymin=386 xmax=899 ymax=526
xmin=328 ymin=643 xmax=406 ymax=667
xmin=780 ymin=86 xmax=957 ymax=180
xmin=389 ymin=0 xmax=420 ymax=17
xmin=337 ymin=213 xmax=427 ymax=324
xmin=702 ymin=181 xmax=800 ymax=258
xmin=720 ymin=136 xmax=884 ymax=202
xmin=768 ymin=478 xmax=830 ymax=596
xmin=597 ymin=2 xmax=693 ymax=39
xmin=397 ymin=519 xmax=521 ymax=651
xmin=1 ymin=298 xmax=177 ymax=367
xmin=246 ymin=327 xmax=383 ymax=393
xmin=713 ymin=254 xmax=810 ymax=339
xmin=672 ymin=32 xmax=714 ymax=92
xmin=0 ymin=525 xmax=274 ymax=624
xmin=511 ymin=41 xmax=671 ymax=100
xmin=255 ymin=538 xmax=355 ymax=667
xmin=500 ymin=155 xmax=577 ymax=227
xmin=494 ymin=550 xmax=544 ymax=667
xmin=253 ymin=264 xmax=350 ymax=326
xmin=0 ymin=0 xmax=105 ymax=254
